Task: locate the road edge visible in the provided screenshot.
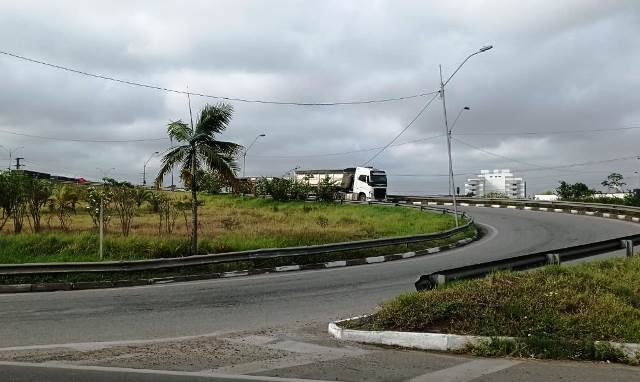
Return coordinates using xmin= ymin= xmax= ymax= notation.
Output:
xmin=0 ymin=230 xmax=479 ymax=294
xmin=327 ymin=317 xmax=640 ymax=360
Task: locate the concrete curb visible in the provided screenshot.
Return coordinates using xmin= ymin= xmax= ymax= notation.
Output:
xmin=328 ymin=317 xmax=640 ymax=359
xmin=0 ymin=231 xmax=479 ymax=294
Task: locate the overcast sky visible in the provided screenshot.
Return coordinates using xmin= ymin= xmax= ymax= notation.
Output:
xmin=0 ymin=0 xmax=639 ymax=195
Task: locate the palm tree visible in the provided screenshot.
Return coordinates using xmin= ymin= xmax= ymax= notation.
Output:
xmin=155 ymin=102 xmax=241 ymax=255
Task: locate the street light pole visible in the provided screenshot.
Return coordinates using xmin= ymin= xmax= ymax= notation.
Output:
xmin=242 ymin=134 xmax=266 ymax=178
xmin=447 ymin=106 xmax=471 ymax=195
xmin=143 ymin=151 xmax=160 ymax=187
xmin=439 ymin=45 xmax=492 ymax=227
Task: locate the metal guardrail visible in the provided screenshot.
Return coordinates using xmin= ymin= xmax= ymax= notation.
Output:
xmin=388 ymin=195 xmax=640 ymax=214
xmin=401 ymin=194 xmax=640 ymax=290
xmin=0 ymin=202 xmax=473 ymax=276
xmin=415 ymin=231 xmax=640 ymax=291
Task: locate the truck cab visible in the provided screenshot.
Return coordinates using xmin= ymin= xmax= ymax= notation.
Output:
xmin=351 ymin=167 xmax=387 ymax=201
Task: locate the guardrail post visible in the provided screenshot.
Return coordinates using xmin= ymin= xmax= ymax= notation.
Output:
xmin=621 ymin=240 xmax=634 ymax=257
xmin=415 ymin=273 xmax=445 ymax=291
xmin=545 ymin=253 xmax=560 ymax=265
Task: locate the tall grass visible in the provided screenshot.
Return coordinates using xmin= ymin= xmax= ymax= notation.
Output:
xmin=0 ymin=195 xmax=461 ymax=263
xmin=346 ymin=256 xmax=640 ymax=363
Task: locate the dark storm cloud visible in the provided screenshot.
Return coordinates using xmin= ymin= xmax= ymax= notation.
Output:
xmin=0 ymin=0 xmax=638 ymax=193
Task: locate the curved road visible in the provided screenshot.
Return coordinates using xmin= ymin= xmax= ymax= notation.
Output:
xmin=1 ymin=207 xmax=638 ymax=348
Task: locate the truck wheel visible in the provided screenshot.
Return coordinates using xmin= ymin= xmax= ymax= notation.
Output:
xmin=358 ymin=193 xmax=366 ymax=201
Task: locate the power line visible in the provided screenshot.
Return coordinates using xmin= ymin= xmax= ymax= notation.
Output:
xmin=454 ymin=126 xmax=640 ymax=136
xmin=453 ymin=137 xmax=638 ymax=175
xmin=362 ymin=92 xmax=440 ymax=165
xmin=389 ymin=156 xmax=638 ymax=177
xmin=452 ymin=137 xmax=552 ymax=170
xmin=0 ymin=49 xmax=438 ymax=106
xmin=247 ymin=133 xmax=444 ymax=159
xmin=0 ymin=128 xmax=168 ymax=143
xmin=2 ymin=123 xmax=638 ymax=145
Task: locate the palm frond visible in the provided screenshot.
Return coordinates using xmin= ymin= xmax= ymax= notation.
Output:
xmin=167 ymin=121 xmax=193 ymax=142
xmin=195 ymin=103 xmax=233 ymax=136
xmin=155 ymin=145 xmax=191 ymax=187
xmin=197 ymin=136 xmax=243 ymax=156
xmin=197 ymin=145 xmax=239 ymax=185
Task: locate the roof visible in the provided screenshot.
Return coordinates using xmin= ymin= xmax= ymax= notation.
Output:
xmin=294 ymin=169 xmax=345 ymax=175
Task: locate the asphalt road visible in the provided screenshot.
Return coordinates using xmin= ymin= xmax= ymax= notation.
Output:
xmin=1 ymin=207 xmax=638 ymax=349
xmin=0 ymin=362 xmax=330 ymax=382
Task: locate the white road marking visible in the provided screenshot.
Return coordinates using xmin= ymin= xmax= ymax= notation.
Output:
xmin=0 ymin=360 xmax=336 ymax=381
xmin=406 ymin=358 xmax=521 ymax=382
xmin=0 ymin=331 xmax=233 ymax=352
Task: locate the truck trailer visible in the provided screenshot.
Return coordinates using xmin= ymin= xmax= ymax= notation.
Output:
xmin=294 ymin=166 xmax=387 ymax=201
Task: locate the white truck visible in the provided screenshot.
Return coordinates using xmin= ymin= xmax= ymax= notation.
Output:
xmin=294 ymin=166 xmax=388 ymax=201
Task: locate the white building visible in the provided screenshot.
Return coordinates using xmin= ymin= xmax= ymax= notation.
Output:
xmin=465 ymin=169 xmax=525 ymax=198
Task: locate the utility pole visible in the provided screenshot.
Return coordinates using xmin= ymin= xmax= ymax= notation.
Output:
xmin=96 ymin=167 xmax=115 ymax=260
xmin=438 ymin=45 xmax=493 ymax=227
xmin=99 ymin=199 xmax=104 ymax=260
xmin=439 ymin=65 xmax=459 ymax=227
xmin=0 ymin=145 xmax=24 ymax=171
xmin=15 ymin=157 xmax=24 ymax=170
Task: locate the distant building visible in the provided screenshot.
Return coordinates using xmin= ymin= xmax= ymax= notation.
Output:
xmin=464 ymin=169 xmax=525 ymax=198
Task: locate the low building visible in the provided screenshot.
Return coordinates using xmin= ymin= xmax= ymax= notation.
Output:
xmin=464 ymin=169 xmax=525 ymax=198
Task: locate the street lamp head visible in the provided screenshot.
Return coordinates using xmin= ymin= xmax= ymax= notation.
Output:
xmin=259 ymin=134 xmax=266 ymax=137
xmin=154 ymin=151 xmax=159 ymax=154
xmin=479 ymin=45 xmax=493 ymax=52
xmin=463 ymin=106 xmax=471 ymax=110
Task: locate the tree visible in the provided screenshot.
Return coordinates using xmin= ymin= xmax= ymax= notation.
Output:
xmin=183 ymin=169 xmax=229 ymax=194
xmin=106 ymin=180 xmax=137 ymax=236
xmin=601 ymin=173 xmax=626 ymax=193
xmin=133 ymin=187 xmax=153 ymax=208
xmin=316 ymin=176 xmax=338 ymax=202
xmin=85 ymin=186 xmax=112 ymax=230
xmin=0 ymin=172 xmax=29 ymax=233
xmin=48 ymin=184 xmax=76 ymax=230
xmin=155 ymin=102 xmax=241 ymax=255
xmin=25 ymin=178 xmax=52 ymax=233
xmin=556 ymin=181 xmax=595 ymax=200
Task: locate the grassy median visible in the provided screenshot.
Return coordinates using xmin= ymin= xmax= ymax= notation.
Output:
xmin=0 ymin=195 xmax=463 ymax=263
xmin=345 ymin=256 xmax=640 ymax=363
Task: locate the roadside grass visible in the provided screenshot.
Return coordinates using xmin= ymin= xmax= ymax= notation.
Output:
xmin=0 ymin=194 xmax=462 ymax=263
xmin=0 ymin=226 xmax=477 ymax=285
xmin=344 ymin=256 xmax=640 ymax=363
